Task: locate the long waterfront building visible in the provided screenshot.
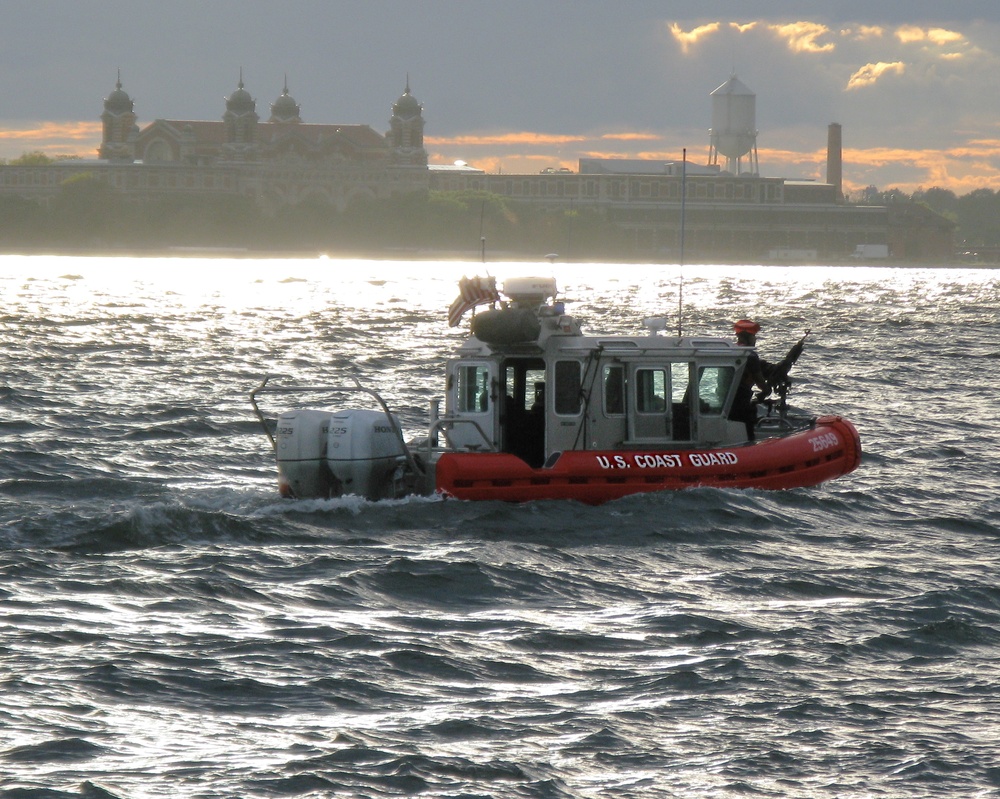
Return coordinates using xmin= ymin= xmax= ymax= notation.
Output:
xmin=0 ymin=75 xmax=954 ymax=261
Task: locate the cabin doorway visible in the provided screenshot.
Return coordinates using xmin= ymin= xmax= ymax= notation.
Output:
xmin=500 ymin=357 xmax=546 ymax=466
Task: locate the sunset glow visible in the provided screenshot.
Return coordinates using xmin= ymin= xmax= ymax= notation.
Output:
xmin=0 ymin=121 xmax=101 ymax=156
xmin=2 ymin=9 xmax=999 ymax=198
xmin=421 ymin=130 xmax=1000 ymax=196
xmin=668 ymin=22 xmax=721 ymax=53
xmin=8 ymin=120 xmax=998 ymax=197
xmin=846 ymin=62 xmax=906 ymax=90
xmin=895 ymin=25 xmax=964 ymax=45
xmin=767 ymin=21 xmax=836 ymax=53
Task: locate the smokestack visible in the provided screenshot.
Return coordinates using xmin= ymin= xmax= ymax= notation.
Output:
xmin=827 ymin=122 xmax=843 ymax=202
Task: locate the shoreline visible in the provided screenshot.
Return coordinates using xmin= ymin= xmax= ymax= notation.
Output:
xmin=0 ymin=244 xmax=989 ymax=267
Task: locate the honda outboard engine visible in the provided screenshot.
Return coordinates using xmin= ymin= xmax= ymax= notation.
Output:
xmin=274 ymin=408 xmax=405 ymax=500
xmin=275 ymin=409 xmax=336 ymax=499
xmin=325 ymin=409 xmax=406 ymax=500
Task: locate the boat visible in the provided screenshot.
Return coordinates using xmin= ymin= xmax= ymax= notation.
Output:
xmin=250 ymin=276 xmax=861 ymax=504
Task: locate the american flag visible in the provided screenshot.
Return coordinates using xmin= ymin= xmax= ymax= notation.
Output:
xmin=447 ymin=275 xmax=500 ymax=327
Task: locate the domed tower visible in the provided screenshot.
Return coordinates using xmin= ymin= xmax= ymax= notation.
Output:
xmin=269 ymin=76 xmax=301 ymax=124
xmin=388 ymin=78 xmax=427 ymax=166
xmin=708 ymin=73 xmax=759 ymax=175
xmin=99 ymin=72 xmax=138 ymax=162
xmin=222 ymin=70 xmax=259 ymax=159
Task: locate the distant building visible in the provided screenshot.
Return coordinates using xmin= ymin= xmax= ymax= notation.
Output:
xmin=0 ymin=73 xmax=955 ymax=260
xmin=5 ymin=73 xmax=429 ymax=212
xmin=579 ymin=158 xmax=720 ymax=177
xmin=427 ymin=165 xmax=888 ymax=260
xmin=98 ymin=72 xmax=138 ymax=162
xmin=427 ymin=152 xmax=954 ymax=261
xmin=424 ymin=101 xmax=954 ymax=261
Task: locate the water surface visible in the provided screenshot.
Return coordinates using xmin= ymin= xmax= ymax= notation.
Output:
xmin=1 ymin=255 xmax=998 ymax=798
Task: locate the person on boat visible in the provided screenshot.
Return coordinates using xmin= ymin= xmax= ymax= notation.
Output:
xmin=730 ymin=319 xmax=771 ymax=440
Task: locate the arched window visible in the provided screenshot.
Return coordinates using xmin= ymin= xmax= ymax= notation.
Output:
xmin=145 ymin=140 xmax=174 ymax=163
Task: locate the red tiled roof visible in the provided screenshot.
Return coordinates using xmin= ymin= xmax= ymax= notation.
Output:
xmin=257 ymin=123 xmax=386 ymax=149
xmin=139 ymin=119 xmax=227 ymax=143
xmin=138 ymin=119 xmax=386 ymax=149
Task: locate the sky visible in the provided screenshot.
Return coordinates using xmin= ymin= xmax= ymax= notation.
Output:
xmin=2 ymin=0 xmax=999 ymax=197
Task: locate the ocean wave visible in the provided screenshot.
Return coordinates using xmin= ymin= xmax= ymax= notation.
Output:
xmin=2 ymin=258 xmax=1000 ymax=797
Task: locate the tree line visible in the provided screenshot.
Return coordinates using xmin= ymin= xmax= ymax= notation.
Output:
xmin=0 ymin=167 xmax=628 ymax=258
xmin=858 ymin=184 xmax=1000 ymax=251
xmin=3 ymin=151 xmax=999 ymax=256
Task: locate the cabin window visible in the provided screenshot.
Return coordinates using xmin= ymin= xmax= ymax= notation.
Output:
xmin=671 ymin=362 xmax=695 ymax=440
xmin=698 ymin=366 xmax=735 ymax=413
xmin=603 ymin=365 xmax=625 ymax=415
xmin=525 ymin=370 xmax=546 ymax=411
xmin=456 ymin=364 xmax=491 ymax=412
xmin=671 ymin=362 xmax=693 ymax=404
xmin=503 ymin=362 xmax=546 ymax=413
xmin=554 ymin=361 xmax=582 ymax=415
xmin=636 ymin=369 xmax=667 ymax=412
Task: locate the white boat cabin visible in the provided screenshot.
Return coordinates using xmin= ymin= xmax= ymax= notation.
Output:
xmin=440 ymin=279 xmax=754 ymax=466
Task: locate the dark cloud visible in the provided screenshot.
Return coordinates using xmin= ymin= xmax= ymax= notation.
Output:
xmin=2 ymin=1 xmax=999 ymax=191
xmin=1 ymin=1 xmax=990 ymax=123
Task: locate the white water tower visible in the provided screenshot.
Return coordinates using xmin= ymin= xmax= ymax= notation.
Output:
xmin=708 ymin=74 xmax=759 ymax=175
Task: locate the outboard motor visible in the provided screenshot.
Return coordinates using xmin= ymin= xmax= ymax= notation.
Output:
xmin=275 ymin=409 xmax=337 ymax=498
xmin=325 ymin=409 xmax=406 ymax=500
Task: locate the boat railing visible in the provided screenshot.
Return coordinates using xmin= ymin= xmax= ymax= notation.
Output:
xmin=249 ymin=375 xmax=425 ymax=478
xmin=755 ymin=416 xmax=798 ymax=434
xmin=426 ymin=418 xmax=497 ymax=453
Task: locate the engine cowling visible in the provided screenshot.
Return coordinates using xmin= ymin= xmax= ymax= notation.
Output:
xmin=275 ymin=409 xmax=336 ymax=498
xmin=325 ymin=409 xmax=406 ymax=500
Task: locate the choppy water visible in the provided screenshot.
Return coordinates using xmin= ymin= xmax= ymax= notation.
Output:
xmin=1 ymin=254 xmax=999 ymax=798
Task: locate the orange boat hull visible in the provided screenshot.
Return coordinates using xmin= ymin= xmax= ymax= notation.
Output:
xmin=435 ymin=416 xmax=861 ymax=503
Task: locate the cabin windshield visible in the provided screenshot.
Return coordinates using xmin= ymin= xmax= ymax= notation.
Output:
xmin=697 ymin=365 xmax=735 ymax=413
xmin=593 ymin=357 xmax=739 ymax=446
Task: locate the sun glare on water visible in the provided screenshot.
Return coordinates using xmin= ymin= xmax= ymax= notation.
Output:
xmin=2 ymin=254 xmax=992 ymax=334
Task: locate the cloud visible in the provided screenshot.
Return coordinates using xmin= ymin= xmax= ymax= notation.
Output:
xmin=0 ymin=121 xmax=101 ymax=144
xmin=846 ymin=61 xmax=906 ymax=89
xmin=426 ymin=132 xmax=587 ymax=147
xmin=945 ymin=138 xmax=1000 ymax=159
xmin=729 ymin=22 xmax=757 ymax=34
xmin=831 ymin=139 xmax=1000 ymax=195
xmin=895 ymin=25 xmax=964 ymax=45
xmin=599 ymin=132 xmax=662 ymax=142
xmin=842 ymin=25 xmax=884 ymax=41
xmin=768 ymin=21 xmax=836 ymax=53
xmin=669 ymin=22 xmax=722 ymax=54
xmin=0 ymin=121 xmax=102 ymax=159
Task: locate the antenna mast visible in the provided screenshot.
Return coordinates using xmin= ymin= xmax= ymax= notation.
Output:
xmin=479 ymin=200 xmax=486 ymax=263
xmin=678 ymin=148 xmax=687 ymax=337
